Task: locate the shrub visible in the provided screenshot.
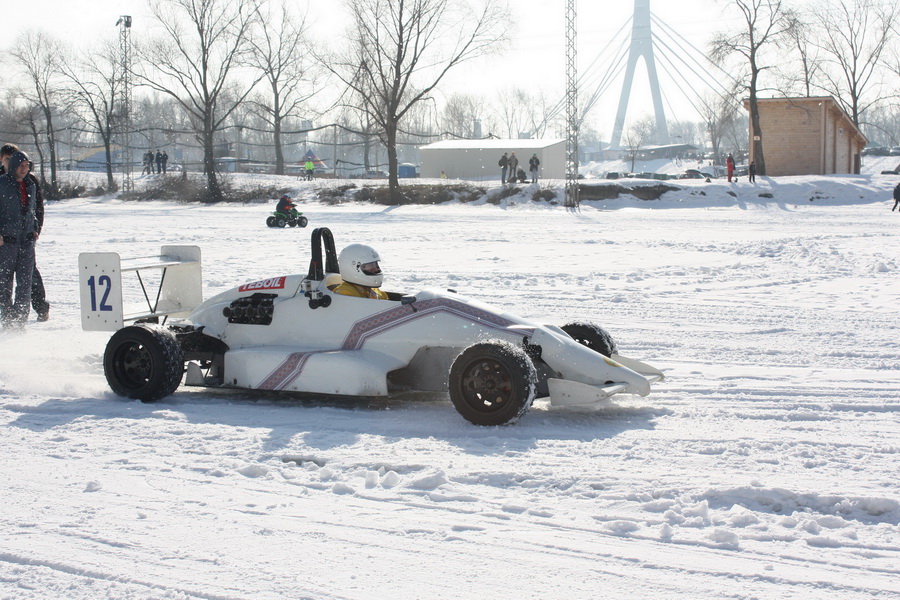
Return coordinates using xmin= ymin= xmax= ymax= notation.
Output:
xmin=531 ymin=187 xmax=557 ymax=202
xmin=119 ymin=173 xmax=290 ymax=204
xmin=487 ymin=185 xmax=520 ymax=204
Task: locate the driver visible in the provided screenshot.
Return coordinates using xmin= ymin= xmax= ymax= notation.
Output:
xmin=333 ymin=243 xmax=389 ymax=300
xmin=275 ymin=194 xmax=295 ymax=214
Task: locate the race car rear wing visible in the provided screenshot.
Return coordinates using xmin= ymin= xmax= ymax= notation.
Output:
xmin=79 ymin=245 xmax=202 ymax=331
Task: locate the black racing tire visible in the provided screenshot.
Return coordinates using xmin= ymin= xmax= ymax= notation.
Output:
xmin=449 ymin=341 xmax=537 ymax=426
xmin=561 ymin=321 xmax=618 ymax=357
xmin=298 ymin=216 xmax=308 ymax=228
xmin=275 ymin=217 xmax=287 ymax=228
xmin=104 ymin=324 xmax=184 ymax=402
xmin=266 ymin=216 xmax=276 ymax=227
xmin=288 ymin=220 xmax=298 ymax=227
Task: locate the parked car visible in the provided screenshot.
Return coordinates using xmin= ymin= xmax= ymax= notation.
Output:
xmin=862 ymin=146 xmax=889 ymax=156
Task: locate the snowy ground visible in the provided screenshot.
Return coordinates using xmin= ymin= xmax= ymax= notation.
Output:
xmin=1 ymin=169 xmax=899 ymax=599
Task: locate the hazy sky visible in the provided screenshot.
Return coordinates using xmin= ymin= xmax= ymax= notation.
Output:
xmin=6 ymin=0 xmax=746 ymax=136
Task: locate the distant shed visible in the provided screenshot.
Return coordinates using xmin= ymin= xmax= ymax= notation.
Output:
xmin=419 ymin=139 xmax=566 ymax=182
xmin=744 ymin=96 xmax=867 ymax=176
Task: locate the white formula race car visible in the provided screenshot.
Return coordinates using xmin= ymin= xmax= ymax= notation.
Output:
xmin=79 ymin=228 xmax=663 ymax=425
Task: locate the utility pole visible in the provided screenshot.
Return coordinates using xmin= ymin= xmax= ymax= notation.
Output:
xmin=610 ymin=0 xmax=668 ymax=148
xmin=116 ymin=15 xmax=133 ymax=191
xmin=564 ymin=0 xmax=579 ymax=208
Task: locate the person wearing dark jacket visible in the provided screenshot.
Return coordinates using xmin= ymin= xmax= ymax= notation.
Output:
xmin=892 ymin=182 xmax=900 ymax=212
xmin=529 ymin=153 xmax=540 ymax=183
xmin=0 ymin=151 xmax=37 ymax=327
xmin=276 ymin=194 xmax=295 ymax=215
xmin=0 ymin=144 xmax=48 ymax=321
xmin=516 ymin=167 xmax=528 ymax=183
xmin=507 ymin=152 xmax=519 ymax=183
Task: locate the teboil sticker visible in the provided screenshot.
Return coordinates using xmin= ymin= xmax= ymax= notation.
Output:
xmin=239 ymin=276 xmax=286 ymax=292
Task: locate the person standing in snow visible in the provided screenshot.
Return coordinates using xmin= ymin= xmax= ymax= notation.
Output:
xmin=529 ymin=153 xmax=540 ymax=184
xmin=726 ymin=153 xmax=735 ymax=182
xmin=0 ymin=151 xmax=37 ymax=328
xmin=748 ymin=161 xmax=756 ymax=183
xmin=498 ymin=152 xmax=508 ymax=184
xmin=507 ymin=152 xmax=519 ymax=183
xmin=893 ymin=182 xmax=900 ymax=211
xmin=0 ymin=144 xmax=48 ymax=322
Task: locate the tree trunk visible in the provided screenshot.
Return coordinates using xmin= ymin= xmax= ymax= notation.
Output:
xmin=27 ymin=118 xmax=47 ymax=188
xmin=103 ymin=135 xmax=114 ymax=189
xmin=43 ymin=106 xmax=58 ymax=197
xmin=748 ymin=69 xmax=766 ymax=176
xmin=385 ymin=120 xmax=400 ymax=202
xmin=274 ymin=117 xmax=284 ymax=175
xmin=273 ymin=87 xmax=284 ymax=175
xmin=202 ymin=117 xmax=222 ymax=202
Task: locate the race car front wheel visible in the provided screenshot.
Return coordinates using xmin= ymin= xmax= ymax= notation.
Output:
xmin=298 ymin=216 xmax=309 ymax=228
xmin=449 ymin=341 xmax=537 ymax=426
xmin=561 ymin=321 xmax=618 ymax=357
xmin=104 ymin=324 xmax=184 ymax=402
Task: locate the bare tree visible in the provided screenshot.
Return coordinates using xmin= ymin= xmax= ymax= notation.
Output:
xmin=133 ymin=0 xmax=265 ymax=201
xmin=331 ymin=0 xmax=509 ymax=200
xmin=12 ymin=30 xmax=65 ymax=196
xmin=440 ymin=93 xmax=485 ymax=138
xmin=809 ymin=0 xmax=897 ymax=127
xmin=497 ymin=87 xmax=555 ymax=140
xmin=782 ymin=11 xmax=821 ymax=97
xmin=668 ymin=121 xmax=702 ymax=147
xmin=711 ymin=0 xmax=795 ymax=176
xmin=622 ymin=115 xmax=655 ymax=173
xmin=59 ymin=39 xmax=122 ymax=189
xmin=497 ymin=87 xmax=530 ymax=138
xmin=697 ymin=88 xmax=742 ymax=162
xmin=247 ymin=1 xmax=319 ymax=175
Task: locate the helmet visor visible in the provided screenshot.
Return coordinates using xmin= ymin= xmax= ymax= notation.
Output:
xmin=361 ymin=261 xmax=381 ymax=276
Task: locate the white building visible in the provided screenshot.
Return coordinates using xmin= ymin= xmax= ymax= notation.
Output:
xmin=419 ymin=139 xmax=566 ymax=182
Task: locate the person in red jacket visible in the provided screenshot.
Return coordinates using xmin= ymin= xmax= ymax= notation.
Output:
xmin=726 ymin=153 xmax=735 ymax=183
xmin=275 ymin=194 xmax=296 ymax=215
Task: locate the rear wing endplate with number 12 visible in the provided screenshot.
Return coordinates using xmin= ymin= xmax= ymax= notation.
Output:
xmin=79 ymin=245 xmax=202 ymax=332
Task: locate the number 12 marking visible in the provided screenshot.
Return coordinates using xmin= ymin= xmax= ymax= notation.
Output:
xmin=87 ymin=275 xmax=113 ymax=312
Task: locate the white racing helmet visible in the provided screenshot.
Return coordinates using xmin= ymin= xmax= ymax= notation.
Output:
xmin=339 ymin=243 xmax=383 ymax=288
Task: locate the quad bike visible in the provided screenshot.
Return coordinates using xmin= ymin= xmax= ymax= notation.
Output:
xmin=266 ymin=208 xmax=308 ymax=228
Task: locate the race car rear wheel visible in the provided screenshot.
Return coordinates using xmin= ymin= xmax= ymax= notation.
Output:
xmin=561 ymin=322 xmax=618 ymax=357
xmin=449 ymin=341 xmax=537 ymax=426
xmin=288 ymin=220 xmax=298 ymax=227
xmin=266 ymin=216 xmax=276 ymax=227
xmin=104 ymin=324 xmax=184 ymax=402
xmin=275 ymin=217 xmax=287 ymax=228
